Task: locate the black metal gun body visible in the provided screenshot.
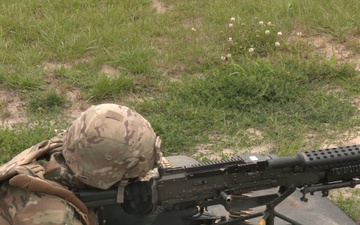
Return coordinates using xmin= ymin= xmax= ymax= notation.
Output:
xmin=152 ymin=145 xmax=360 ymax=224
xmin=75 ymin=145 xmax=360 ymax=225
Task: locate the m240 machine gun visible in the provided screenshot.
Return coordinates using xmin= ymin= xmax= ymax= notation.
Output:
xmin=152 ymin=145 xmax=360 ymax=225
xmin=76 ymin=145 xmax=360 ymax=225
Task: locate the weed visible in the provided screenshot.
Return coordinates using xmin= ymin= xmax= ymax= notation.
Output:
xmin=104 ymin=48 xmax=155 ymax=75
xmin=87 ymin=75 xmax=134 ymax=101
xmin=331 ymin=189 xmax=360 ymax=221
xmin=28 ymin=90 xmax=69 ymax=113
xmin=0 ymin=67 xmax=44 ymax=91
xmin=0 ymin=119 xmax=61 ymax=164
xmin=0 ymin=101 xmax=11 ymax=120
xmin=222 ymin=18 xmax=286 ymax=59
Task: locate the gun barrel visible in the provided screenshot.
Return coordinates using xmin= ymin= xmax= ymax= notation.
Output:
xmin=267 ymin=154 xmax=303 ymax=169
xmin=301 ymin=145 xmax=360 ymax=170
xmin=267 ymin=145 xmax=360 ymax=172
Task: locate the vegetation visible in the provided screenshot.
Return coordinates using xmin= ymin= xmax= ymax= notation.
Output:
xmin=331 ymin=190 xmax=360 ymax=224
xmin=0 ymin=0 xmax=359 ymax=222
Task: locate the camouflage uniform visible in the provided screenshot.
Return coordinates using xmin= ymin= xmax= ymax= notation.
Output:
xmin=0 ymin=182 xmax=95 ymax=225
xmin=0 ymin=135 xmax=94 ymax=225
xmin=0 ymin=104 xmax=161 ymax=225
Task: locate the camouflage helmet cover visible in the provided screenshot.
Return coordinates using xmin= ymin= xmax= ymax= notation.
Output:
xmin=62 ymin=104 xmax=161 ymax=189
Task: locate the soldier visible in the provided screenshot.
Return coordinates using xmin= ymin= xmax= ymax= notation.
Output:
xmin=0 ymin=103 xmax=162 ymax=225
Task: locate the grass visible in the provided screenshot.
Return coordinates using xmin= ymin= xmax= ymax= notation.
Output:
xmin=136 ymin=57 xmax=358 ymax=156
xmin=331 ymin=189 xmax=360 ymax=224
xmin=0 ymin=119 xmax=64 ymax=163
xmin=28 ymin=90 xmax=69 ymax=113
xmin=0 ymin=0 xmax=359 ymax=222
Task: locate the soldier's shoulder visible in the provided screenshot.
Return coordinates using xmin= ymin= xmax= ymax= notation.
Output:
xmin=0 ymin=135 xmax=64 ymax=183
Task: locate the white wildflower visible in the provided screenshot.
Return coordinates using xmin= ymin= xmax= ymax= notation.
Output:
xmin=230 ymin=17 xmax=235 ymax=22
xmin=265 ymin=30 xmax=270 ymax=35
xmin=267 ymin=21 xmax=272 ymax=26
xmin=296 ymin=32 xmax=303 ymax=36
xmin=226 ymin=53 xmax=232 ymax=58
xmin=277 ymin=31 xmax=282 ymax=36
xmin=248 ymin=47 xmax=255 ymax=53
xmin=221 ymin=56 xmax=227 ymax=61
xmin=259 ymin=21 xmax=264 ymax=26
xmin=275 ymin=42 xmax=280 ymax=47
xmin=191 ymin=27 xmax=196 ymax=32
xmin=228 ymin=37 xmax=233 ymax=42
xmin=228 ymin=23 xmax=233 ymax=28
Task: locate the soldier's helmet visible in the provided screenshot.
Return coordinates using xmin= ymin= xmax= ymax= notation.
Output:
xmin=62 ymin=104 xmax=161 ymax=189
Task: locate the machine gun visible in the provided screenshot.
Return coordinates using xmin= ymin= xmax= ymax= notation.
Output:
xmin=76 ymin=145 xmax=360 ymax=225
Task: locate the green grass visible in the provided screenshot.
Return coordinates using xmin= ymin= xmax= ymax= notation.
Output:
xmin=0 ymin=119 xmax=64 ymax=163
xmin=135 ymin=56 xmax=358 ymax=156
xmin=0 ymin=66 xmax=44 ymax=91
xmin=0 ymin=0 xmax=359 ymax=222
xmin=331 ymin=189 xmax=360 ymax=223
xmin=28 ymin=90 xmax=69 ymax=113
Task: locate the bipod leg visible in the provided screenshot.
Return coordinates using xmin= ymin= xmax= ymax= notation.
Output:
xmin=212 ymin=212 xmax=264 ymax=225
xmin=215 ymin=186 xmax=302 ymax=225
xmin=261 ymin=185 xmax=301 ymax=225
xmin=261 ymin=207 xmax=301 ymax=225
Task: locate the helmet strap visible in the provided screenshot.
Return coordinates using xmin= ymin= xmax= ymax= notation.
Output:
xmin=116 ymin=179 xmax=129 ymax=203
